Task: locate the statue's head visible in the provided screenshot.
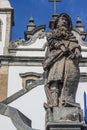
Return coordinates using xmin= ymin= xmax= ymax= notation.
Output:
xmin=54 ymin=13 xmax=72 ymax=31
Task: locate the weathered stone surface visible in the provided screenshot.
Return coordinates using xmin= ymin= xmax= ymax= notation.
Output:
xmin=0 ymin=103 xmax=37 ymax=130
xmin=43 ymin=13 xmax=83 ymax=130
xmin=0 ymin=66 xmax=8 ymax=101
xmin=44 ymin=13 xmax=82 ymax=108
xmin=2 ymin=79 xmax=44 ymax=105
xmin=46 ymin=107 xmax=83 ymax=123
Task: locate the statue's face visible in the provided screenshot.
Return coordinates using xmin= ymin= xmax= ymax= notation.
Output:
xmin=57 ymin=16 xmax=68 ymax=29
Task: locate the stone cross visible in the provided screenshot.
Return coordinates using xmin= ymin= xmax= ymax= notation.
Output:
xmin=48 ymin=0 xmax=62 ymax=14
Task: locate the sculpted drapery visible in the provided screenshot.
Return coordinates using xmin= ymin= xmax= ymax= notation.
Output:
xmin=43 ymin=13 xmax=82 ymax=108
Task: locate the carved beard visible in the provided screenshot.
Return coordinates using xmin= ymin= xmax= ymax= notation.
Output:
xmin=59 ymin=26 xmax=69 ymax=37
xmin=52 ymin=26 xmax=69 ymax=39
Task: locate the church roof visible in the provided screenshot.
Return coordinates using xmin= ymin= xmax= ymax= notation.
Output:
xmin=0 ymin=0 xmax=12 ymax=9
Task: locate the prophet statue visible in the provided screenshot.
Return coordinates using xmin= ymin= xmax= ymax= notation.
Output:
xmin=44 ymin=13 xmax=82 ymax=108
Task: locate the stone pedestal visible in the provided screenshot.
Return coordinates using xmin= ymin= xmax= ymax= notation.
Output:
xmin=46 ymin=122 xmax=84 ymax=130
xmin=45 ymin=107 xmax=84 ymax=130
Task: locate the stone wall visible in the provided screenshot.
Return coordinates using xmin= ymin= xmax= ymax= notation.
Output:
xmin=0 ymin=66 xmax=8 ymax=101
xmin=3 ymin=10 xmax=13 ymax=55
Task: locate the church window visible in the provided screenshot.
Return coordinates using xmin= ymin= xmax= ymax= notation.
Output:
xmin=26 ymin=79 xmax=35 ymax=86
xmin=0 ymin=20 xmax=3 ymax=41
xmin=20 ymin=72 xmax=42 ymax=88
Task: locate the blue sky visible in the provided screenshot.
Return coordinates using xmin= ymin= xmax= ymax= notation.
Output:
xmin=9 ymin=0 xmax=87 ymax=40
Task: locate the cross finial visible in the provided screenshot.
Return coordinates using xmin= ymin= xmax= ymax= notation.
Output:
xmin=48 ymin=0 xmax=62 ymax=14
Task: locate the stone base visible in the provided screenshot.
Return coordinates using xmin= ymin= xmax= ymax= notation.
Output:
xmin=45 ymin=107 xmax=84 ymax=130
xmin=46 ymin=107 xmax=83 ymax=123
xmin=46 ymin=122 xmax=84 ymax=130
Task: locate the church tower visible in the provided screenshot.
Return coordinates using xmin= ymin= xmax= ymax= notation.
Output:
xmin=0 ymin=0 xmax=14 ymax=55
xmin=0 ymin=0 xmax=14 ymax=101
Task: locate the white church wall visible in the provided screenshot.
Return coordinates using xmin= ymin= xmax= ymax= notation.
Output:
xmin=81 ymin=52 xmax=87 ymax=57
xmin=8 ymin=66 xmax=44 ymax=96
xmin=16 ymin=50 xmax=45 ymax=57
xmin=76 ymin=67 xmax=87 ymax=112
xmin=0 ymin=14 xmax=6 ymax=55
xmin=81 ymin=45 xmax=87 ymax=57
xmin=9 ymin=85 xmax=46 ymax=130
xmin=7 ymin=65 xmax=46 ymax=130
xmin=16 ymin=37 xmax=46 ymax=57
xmin=76 ymin=82 xmax=87 ymax=112
xmin=18 ymin=37 xmax=46 ymax=49
xmin=0 ymin=115 xmax=16 ymax=130
xmin=81 ymin=45 xmax=87 ymax=49
xmin=80 ymin=67 xmax=87 ymax=73
xmin=0 ymin=84 xmax=46 ymax=130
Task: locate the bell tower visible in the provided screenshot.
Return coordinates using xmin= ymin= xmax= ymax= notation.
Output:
xmin=0 ymin=0 xmax=14 ymax=101
xmin=0 ymin=0 xmax=14 ymax=55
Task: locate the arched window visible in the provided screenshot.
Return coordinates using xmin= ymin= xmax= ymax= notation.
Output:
xmin=0 ymin=20 xmax=3 ymax=41
xmin=20 ymin=72 xmax=42 ymax=88
xmin=26 ymin=79 xmax=35 ymax=86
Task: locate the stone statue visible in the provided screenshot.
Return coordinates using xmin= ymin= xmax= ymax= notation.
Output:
xmin=43 ymin=13 xmax=82 ymax=108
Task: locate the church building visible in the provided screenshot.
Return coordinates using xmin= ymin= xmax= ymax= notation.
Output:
xmin=0 ymin=0 xmax=87 ymax=130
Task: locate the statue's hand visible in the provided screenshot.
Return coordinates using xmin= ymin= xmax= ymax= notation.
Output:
xmin=75 ymin=48 xmax=82 ymax=59
xmin=75 ymin=53 xmax=82 ymax=59
xmin=68 ymin=52 xmax=82 ymax=60
xmin=60 ymin=45 xmax=69 ymax=54
xmin=68 ymin=53 xmax=75 ymax=59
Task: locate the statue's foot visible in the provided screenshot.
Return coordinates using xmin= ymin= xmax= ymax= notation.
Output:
xmin=43 ymin=102 xmax=58 ymax=110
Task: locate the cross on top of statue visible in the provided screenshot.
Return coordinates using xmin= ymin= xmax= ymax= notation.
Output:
xmin=48 ymin=0 xmax=62 ymax=14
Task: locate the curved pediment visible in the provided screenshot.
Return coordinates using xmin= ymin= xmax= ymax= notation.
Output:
xmin=24 ymin=25 xmax=46 ymax=37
